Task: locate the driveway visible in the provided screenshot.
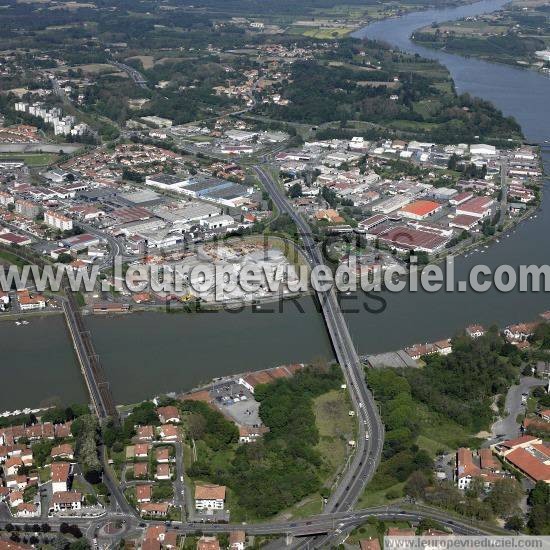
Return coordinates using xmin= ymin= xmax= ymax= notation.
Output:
xmin=489 ymin=376 xmax=545 ymax=442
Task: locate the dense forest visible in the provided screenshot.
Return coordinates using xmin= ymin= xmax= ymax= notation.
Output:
xmin=366 ymin=330 xmax=527 ymax=522
xmin=258 ymin=52 xmax=522 ymax=143
xmin=406 ymin=328 xmax=522 ymax=431
xmin=414 ymin=31 xmax=545 ymax=62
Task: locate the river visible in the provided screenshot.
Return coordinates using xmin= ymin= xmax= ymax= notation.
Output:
xmin=2 ymin=0 xmax=549 ymax=410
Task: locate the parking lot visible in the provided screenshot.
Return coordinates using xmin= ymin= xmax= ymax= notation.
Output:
xmin=209 ymin=380 xmax=262 ymax=427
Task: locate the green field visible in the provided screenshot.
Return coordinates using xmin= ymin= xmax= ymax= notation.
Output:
xmin=0 ymin=250 xmax=29 ymax=268
xmin=314 ymin=389 xmax=355 ymax=479
xmin=0 ymin=152 xmax=59 ymax=166
xmin=302 ymin=27 xmax=355 ymax=39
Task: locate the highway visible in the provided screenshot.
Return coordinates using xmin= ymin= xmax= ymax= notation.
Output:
xmin=253 ymin=165 xmax=384 ymax=547
xmin=111 ymin=61 xmax=148 ymax=89
xmin=0 ymin=503 xmax=507 ymax=542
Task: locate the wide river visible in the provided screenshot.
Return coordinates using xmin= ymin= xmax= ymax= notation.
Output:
xmin=2 ymin=0 xmax=550 ymax=409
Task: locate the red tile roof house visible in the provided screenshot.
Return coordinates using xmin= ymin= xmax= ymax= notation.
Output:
xmin=139 ymin=502 xmax=169 ymax=517
xmin=194 ymin=484 xmax=226 ymax=510
xmin=155 ymin=464 xmax=171 ymax=480
xmin=136 ymin=484 xmax=152 ymax=503
xmin=466 ymin=324 xmax=485 ymax=338
xmin=133 ymin=462 xmax=149 ymax=479
xmin=197 ymin=537 xmax=220 ymax=550
xmin=144 ymin=525 xmax=166 ymax=543
xmin=238 ymin=425 xmax=269 ymax=444
xmin=163 ymin=532 xmax=178 ymax=549
xmin=54 ymin=422 xmax=73 ymax=439
xmin=136 ymin=426 xmax=155 ymax=441
xmin=8 ymin=491 xmax=24 ymax=508
xmin=51 ymin=444 xmax=74 ymax=460
xmin=229 ymin=531 xmax=246 ymax=550
xmin=15 ymin=502 xmax=39 ymax=518
xmin=492 ymin=436 xmax=550 ymax=483
xmin=155 ymin=448 xmax=171 ymax=463
xmin=134 ymin=443 xmax=151 ymax=459
xmin=51 ymin=462 xmax=72 ymax=493
xmin=4 ymin=457 xmax=23 ymax=476
xmin=456 ymin=448 xmax=508 ymax=491
xmin=20 ymin=449 xmax=33 ymax=467
xmin=404 ymin=343 xmax=437 ymax=360
xmin=157 ymin=406 xmax=181 ymax=424
xmin=158 ymin=425 xmax=179 ymax=442
xmin=5 ymin=475 xmax=27 ymax=490
xmin=504 ymin=322 xmax=539 ymax=342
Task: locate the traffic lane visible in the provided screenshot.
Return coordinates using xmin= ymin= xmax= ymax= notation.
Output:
xmin=254 ymin=165 xmax=383 ymax=511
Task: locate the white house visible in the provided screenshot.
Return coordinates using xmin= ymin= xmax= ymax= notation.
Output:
xmin=51 ymin=491 xmax=82 ymax=513
xmin=15 ymin=503 xmax=39 ymax=518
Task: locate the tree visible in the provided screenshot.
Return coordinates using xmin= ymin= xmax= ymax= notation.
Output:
xmin=505 ymin=516 xmax=524 ymax=531
xmin=405 ymin=470 xmax=429 ymax=499
xmin=187 ymin=413 xmax=207 ymax=440
xmin=486 ymin=478 xmax=523 ymax=518
xmin=72 ymin=415 xmax=102 ymax=484
xmin=527 ymin=482 xmax=550 ymax=534
xmin=288 ymin=183 xmax=302 ymax=199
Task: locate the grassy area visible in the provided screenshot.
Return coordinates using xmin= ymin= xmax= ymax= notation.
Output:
xmin=384 ymin=119 xmax=439 ymax=132
xmin=415 ymin=402 xmax=483 ymax=451
xmin=314 ymin=389 xmax=355 ymax=481
xmin=302 ymin=27 xmax=354 ymax=39
xmin=38 ymin=465 xmax=51 ymax=484
xmin=358 ymin=400 xmax=480 ymax=507
xmin=357 ymin=481 xmax=406 ymax=508
xmin=74 ymin=291 xmax=86 ymax=307
xmin=0 ymin=152 xmax=59 ymax=166
xmin=274 ymin=493 xmax=324 ymax=521
xmin=348 ymin=520 xmax=411 ymax=545
xmin=0 ymin=249 xmax=30 ymax=268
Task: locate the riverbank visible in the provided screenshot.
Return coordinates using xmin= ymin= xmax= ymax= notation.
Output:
xmin=410 ymin=0 xmax=550 ymax=76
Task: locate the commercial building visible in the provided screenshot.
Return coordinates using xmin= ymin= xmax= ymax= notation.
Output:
xmin=398 ymin=200 xmax=442 ymax=221
xmin=357 ymin=214 xmax=389 ymax=233
xmin=145 ymin=173 xmax=189 ymax=192
xmin=492 ymin=436 xmax=550 ymax=483
xmin=0 ymin=232 xmax=32 ymax=246
xmin=456 ymin=197 xmax=494 ymax=219
xmin=61 ymin=233 xmax=100 ymax=252
xmin=200 ymin=214 xmax=235 ymax=231
xmin=377 ymin=225 xmax=449 ymax=253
